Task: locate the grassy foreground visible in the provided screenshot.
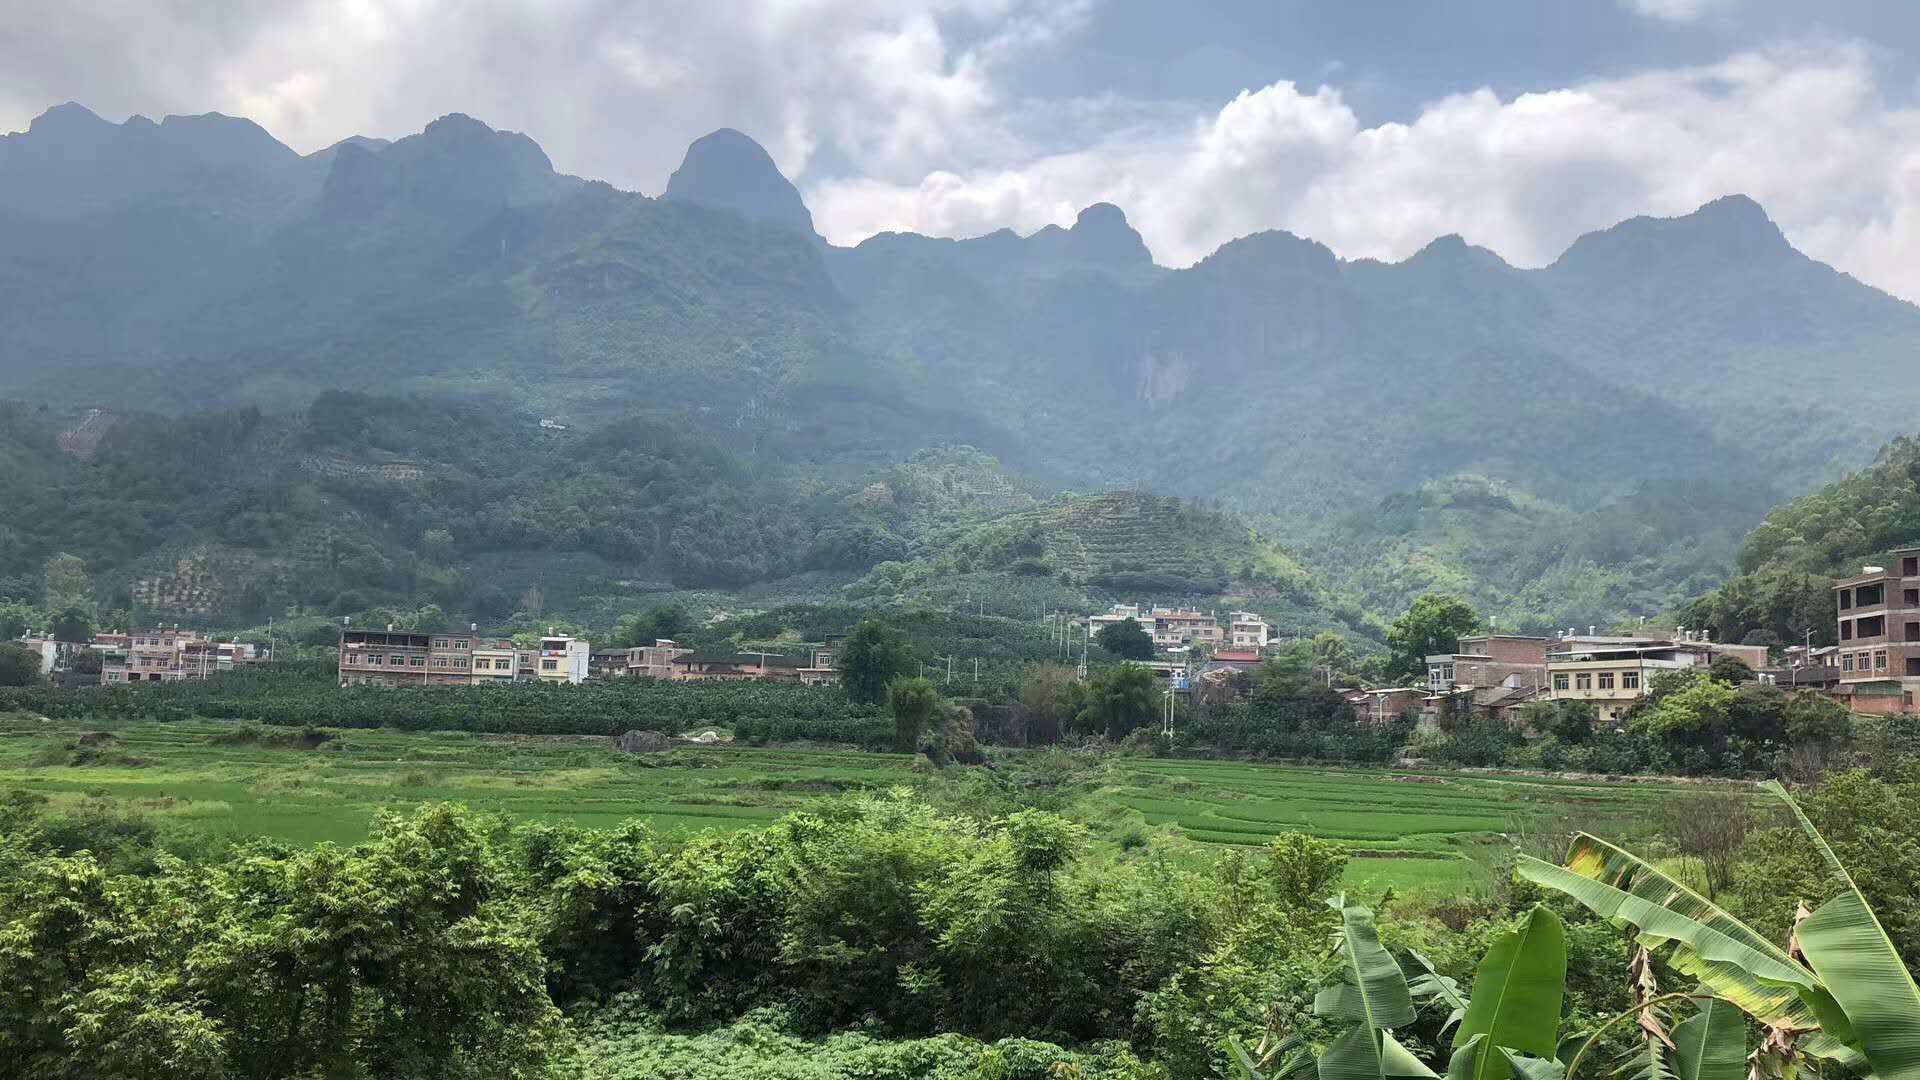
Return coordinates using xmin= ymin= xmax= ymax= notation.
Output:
xmin=0 ymin=715 xmax=1699 ymax=892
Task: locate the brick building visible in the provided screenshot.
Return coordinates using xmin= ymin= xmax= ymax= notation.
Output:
xmin=1832 ymin=551 xmax=1920 ymax=712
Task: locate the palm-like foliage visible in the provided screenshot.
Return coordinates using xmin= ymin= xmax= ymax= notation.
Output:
xmin=1520 ymin=780 xmax=1919 ymax=1079
xmin=1242 ymin=781 xmax=1916 ymax=1080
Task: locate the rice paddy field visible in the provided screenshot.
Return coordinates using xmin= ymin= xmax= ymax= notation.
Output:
xmin=0 ymin=714 xmax=1703 ymax=893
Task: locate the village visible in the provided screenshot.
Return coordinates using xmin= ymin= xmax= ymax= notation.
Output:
xmin=12 ymin=546 xmax=1906 ymax=731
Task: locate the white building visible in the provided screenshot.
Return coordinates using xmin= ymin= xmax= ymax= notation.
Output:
xmin=537 ymin=633 xmax=591 ymax=684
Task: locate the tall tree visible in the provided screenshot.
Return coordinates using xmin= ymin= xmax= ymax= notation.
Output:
xmin=0 ymin=643 xmax=39 ymax=687
xmin=49 ymin=609 xmax=92 ymax=644
xmin=1386 ymin=593 xmax=1481 ymax=680
xmin=888 ymin=677 xmax=943 ymax=754
xmin=41 ymin=553 xmax=90 ymax=614
xmin=1077 ymin=662 xmax=1160 ymax=740
xmin=1094 ymin=617 xmax=1155 ymax=660
xmin=836 ymin=620 xmax=915 ymax=706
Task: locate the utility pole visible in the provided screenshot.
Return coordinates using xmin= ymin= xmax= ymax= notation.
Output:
xmin=972 ymin=657 xmax=979 ymax=684
xmin=932 ymin=655 xmax=954 ymax=684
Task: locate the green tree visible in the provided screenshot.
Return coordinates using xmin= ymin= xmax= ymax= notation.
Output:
xmin=888 ymin=676 xmax=942 ymax=754
xmin=1259 ymin=832 xmax=1348 ymax=909
xmin=1385 ymin=593 xmax=1481 ymax=680
xmin=0 ymin=606 xmax=29 ymax=640
xmin=421 ymin=527 xmax=456 ymax=564
xmin=41 ymin=552 xmax=90 ymax=614
xmin=1783 ymin=691 xmax=1851 ymax=747
xmin=1726 ymin=681 xmax=1787 ymax=744
xmin=836 ymin=620 xmax=915 ymax=706
xmin=1076 ymin=662 xmax=1159 ymax=739
xmin=50 ymin=609 xmax=92 ymax=643
xmin=1633 ymin=671 xmax=1735 ymax=737
xmin=615 ymin=603 xmax=694 ymax=647
xmin=1093 ymin=617 xmax=1154 ymax=660
xmin=1015 ymin=665 xmax=1078 ymax=744
xmin=1519 ymin=698 xmax=1596 ymax=744
xmin=0 ymin=643 xmax=40 ymax=686
xmin=1309 ymin=631 xmax=1354 ymax=682
xmin=1707 ymin=653 xmax=1755 ymax=684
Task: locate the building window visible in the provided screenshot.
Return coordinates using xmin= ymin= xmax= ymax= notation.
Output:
xmin=368 ymin=655 xmax=384 ymax=666
xmin=433 ymin=638 xmax=449 ymax=649
xmin=1622 ymin=671 xmax=1640 ymax=690
xmin=1598 ymin=672 xmax=1615 ymax=690
xmin=1575 ymin=673 xmax=1592 ymax=691
xmin=1843 ymin=654 xmax=1855 ymax=672
xmin=1839 ymin=588 xmax=1853 ymax=610
xmin=453 ymin=639 xmax=469 ymax=650
xmin=1876 ymin=650 xmax=1888 ymax=671
xmin=1858 ymin=583 xmax=1885 ymax=606
xmin=1841 ymin=620 xmax=1854 ymax=640
xmin=454 ymin=658 xmax=469 ymax=669
xmin=1905 ymin=557 xmax=1917 ymax=576
xmin=1553 ymin=674 xmax=1569 ymax=691
xmin=408 ymin=656 xmax=424 ymax=667
xmin=1859 ymin=615 xmax=1886 ymax=637
xmin=541 ymin=659 xmax=558 ymax=671
xmin=431 ymin=657 xmax=447 ymax=667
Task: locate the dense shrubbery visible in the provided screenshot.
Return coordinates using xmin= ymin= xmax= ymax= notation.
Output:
xmin=0 ymin=792 xmax=1362 ymax=1079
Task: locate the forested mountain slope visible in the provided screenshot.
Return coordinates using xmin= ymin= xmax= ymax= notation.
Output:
xmin=1682 ymin=435 xmax=1920 ymax=647
xmin=5 ymin=101 xmax=1918 ymax=631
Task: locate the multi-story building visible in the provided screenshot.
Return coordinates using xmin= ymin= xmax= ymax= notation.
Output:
xmin=1226 ymin=612 xmax=1272 ymax=649
xmin=1085 ymin=604 xmax=1225 ymax=651
xmin=1426 ymin=634 xmax=1549 ymax=692
xmin=670 ymin=652 xmax=804 ymax=681
xmin=104 ymin=628 xmax=264 ymax=684
xmin=592 ymin=639 xmax=694 ymax=679
xmin=339 ymin=627 xmax=540 ymax=687
xmin=470 ymin=642 xmax=519 ymax=685
xmin=338 ymin=628 xmax=434 ymax=687
xmin=535 ymin=633 xmax=591 ymax=684
xmin=1833 ymin=552 xmax=1920 ymax=712
xmin=1541 ymin=630 xmax=1778 ymax=725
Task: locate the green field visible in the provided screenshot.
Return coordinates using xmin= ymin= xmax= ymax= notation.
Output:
xmin=0 ymin=716 xmax=1706 ymax=892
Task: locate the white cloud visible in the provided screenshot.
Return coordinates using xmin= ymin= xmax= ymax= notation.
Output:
xmin=6 ymin=6 xmax=1920 ymax=303
xmin=0 ymin=0 xmax=1073 ymax=191
xmin=1620 ymin=0 xmax=1733 ymax=23
xmin=808 ymin=40 xmax=1920 ymax=303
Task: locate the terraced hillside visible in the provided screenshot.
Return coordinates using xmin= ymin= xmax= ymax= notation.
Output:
xmin=848 ymin=489 xmax=1358 ymax=634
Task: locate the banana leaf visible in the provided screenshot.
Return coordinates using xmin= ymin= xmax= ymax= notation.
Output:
xmin=1516 ymin=838 xmax=1816 ymax=1031
xmin=1451 ymin=905 xmax=1566 ymax=1080
xmin=1670 ymin=998 xmax=1744 ymax=1080
xmin=1315 ymin=901 xmax=1417 ymax=1030
xmin=1319 ymin=1023 xmax=1438 ymax=1080
xmin=1446 ymin=1036 xmax=1562 ymax=1080
xmin=1315 ymin=901 xmax=1432 ymax=1080
xmin=1407 ymin=948 xmax=1470 ymax=1037
xmin=1767 ymin=781 xmax=1920 ymax=1080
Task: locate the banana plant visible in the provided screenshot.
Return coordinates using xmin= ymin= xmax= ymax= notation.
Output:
xmin=1232 ymin=899 xmax=1747 ymax=1080
xmin=1313 ymin=898 xmax=1437 ymax=1080
xmin=1518 ymin=780 xmax=1920 ymax=1080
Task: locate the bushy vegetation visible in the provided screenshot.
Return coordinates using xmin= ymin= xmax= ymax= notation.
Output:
xmin=8 ymin=747 xmax=1918 ymax=1080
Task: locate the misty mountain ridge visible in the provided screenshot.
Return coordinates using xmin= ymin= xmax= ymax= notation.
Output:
xmin=4 ymin=100 xmax=1918 ymax=632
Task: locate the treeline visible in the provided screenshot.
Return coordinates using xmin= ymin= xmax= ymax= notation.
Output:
xmin=0 ymin=660 xmax=885 ymax=742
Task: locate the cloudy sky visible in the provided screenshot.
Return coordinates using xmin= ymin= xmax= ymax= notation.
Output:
xmin=6 ymin=0 xmax=1920 ymax=298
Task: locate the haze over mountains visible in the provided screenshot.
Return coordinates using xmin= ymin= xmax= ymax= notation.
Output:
xmin=3 ymin=101 xmax=1918 ymax=633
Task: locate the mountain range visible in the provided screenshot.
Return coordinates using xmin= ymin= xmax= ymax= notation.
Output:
xmin=3 ymin=101 xmax=1917 ymax=636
